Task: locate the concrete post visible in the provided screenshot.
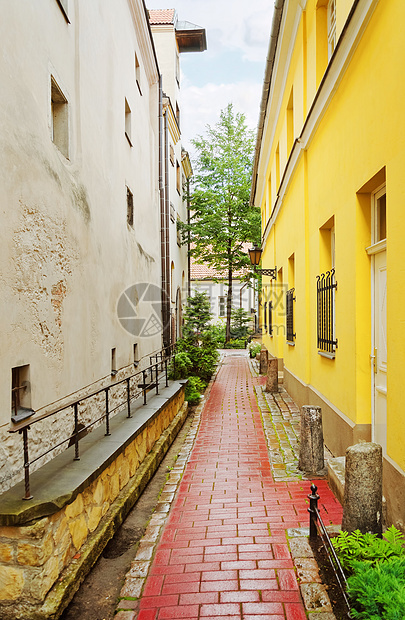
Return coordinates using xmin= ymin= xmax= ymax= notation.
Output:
xmin=259 ymin=348 xmax=268 ymax=375
xmin=298 ymin=406 xmax=324 ymax=473
xmin=342 ymin=442 xmax=383 ymax=535
xmin=265 ymin=357 xmax=278 ymax=393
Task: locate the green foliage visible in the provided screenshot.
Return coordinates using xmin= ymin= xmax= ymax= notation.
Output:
xmin=332 ymin=526 xmax=405 ymax=571
xmin=208 ymin=323 xmax=226 ymax=348
xmin=168 ymin=352 xmax=192 ymax=380
xmin=347 ymin=557 xmax=405 ymax=619
xmin=170 ymin=293 xmax=219 ymax=402
xmin=179 ymin=104 xmax=261 ymax=342
xmin=224 ymin=339 xmax=247 ymax=349
xmin=182 ymin=292 xmax=212 ymax=341
xmin=248 ymin=342 xmax=261 ymax=358
xmin=185 ymin=376 xmax=206 ymax=406
xmin=230 ymin=308 xmax=252 ymax=339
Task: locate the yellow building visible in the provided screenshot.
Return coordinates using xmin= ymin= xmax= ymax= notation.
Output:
xmin=251 ymin=0 xmax=405 ymax=528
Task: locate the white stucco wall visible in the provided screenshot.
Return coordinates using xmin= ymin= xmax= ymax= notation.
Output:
xmin=191 ymin=279 xmax=257 ymax=325
xmin=0 ymin=0 xmax=162 ymax=491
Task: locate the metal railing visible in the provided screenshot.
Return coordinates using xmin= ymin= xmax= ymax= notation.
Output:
xmin=9 ymin=345 xmax=175 ymax=501
xmin=316 ymin=269 xmax=337 ymax=353
xmin=308 ymin=483 xmax=352 ymax=618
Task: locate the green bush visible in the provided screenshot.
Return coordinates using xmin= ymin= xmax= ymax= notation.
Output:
xmin=347 ymin=557 xmax=405 ymax=619
xmin=209 ymin=323 xmax=226 ymax=348
xmin=185 ymin=376 xmax=206 ymax=405
xmin=248 ymin=342 xmax=261 ymax=358
xmin=168 ymin=352 xmax=192 ymax=380
xmin=332 ymin=527 xmax=405 ymax=619
xmin=224 ymin=338 xmax=246 ymax=349
xmin=230 ymin=308 xmax=252 ymax=339
xmin=332 ymin=526 xmax=405 ymax=572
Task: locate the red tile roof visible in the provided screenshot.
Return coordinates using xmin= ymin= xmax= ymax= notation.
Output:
xmin=190 ymin=244 xmax=253 ymax=280
xmin=149 ymin=9 xmax=176 ymax=25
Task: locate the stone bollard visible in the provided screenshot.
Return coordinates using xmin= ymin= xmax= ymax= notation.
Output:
xmin=298 ymin=406 xmax=324 ymax=473
xmin=259 ymin=348 xmax=268 ymax=375
xmin=265 ymin=357 xmax=278 ymax=393
xmin=342 ymin=442 xmax=383 ymax=535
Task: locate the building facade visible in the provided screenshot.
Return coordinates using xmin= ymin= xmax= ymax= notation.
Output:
xmin=149 ymin=9 xmax=206 ymax=344
xmin=251 ymin=0 xmax=405 ymax=528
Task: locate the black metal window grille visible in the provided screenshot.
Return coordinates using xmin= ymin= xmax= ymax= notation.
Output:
xmin=263 ymin=302 xmax=267 ymax=333
xmin=286 ymin=288 xmax=296 ymax=342
xmin=268 ymin=301 xmax=273 ymax=336
xmin=316 ymin=269 xmax=337 ymax=352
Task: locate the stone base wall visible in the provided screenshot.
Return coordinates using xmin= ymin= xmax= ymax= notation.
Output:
xmin=0 ymin=388 xmax=184 ymax=617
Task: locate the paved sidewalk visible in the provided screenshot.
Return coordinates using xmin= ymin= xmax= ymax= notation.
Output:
xmin=117 ymin=351 xmax=342 ymax=620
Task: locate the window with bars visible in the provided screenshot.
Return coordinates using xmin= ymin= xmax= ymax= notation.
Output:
xmin=317 ymin=269 xmax=337 ymax=353
xmin=263 ymin=302 xmax=267 ymax=333
xmin=268 ymin=301 xmax=273 ymax=336
xmin=286 ymin=288 xmax=296 ymax=342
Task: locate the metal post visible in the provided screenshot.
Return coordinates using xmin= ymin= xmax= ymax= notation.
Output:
xmin=143 ymin=370 xmax=147 ymax=405
xmin=105 ymin=389 xmax=111 ymax=436
xmin=308 ymin=483 xmax=320 ymax=539
xmin=21 ymin=427 xmax=33 ymax=500
xmin=74 ymin=403 xmax=80 ymax=460
xmin=126 ymin=377 xmax=131 ymax=418
xmin=155 ymin=363 xmax=159 ymax=394
xmin=165 ymin=358 xmax=169 ymax=387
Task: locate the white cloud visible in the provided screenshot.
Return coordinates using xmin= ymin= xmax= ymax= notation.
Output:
xmin=180 ymin=81 xmax=263 ymax=156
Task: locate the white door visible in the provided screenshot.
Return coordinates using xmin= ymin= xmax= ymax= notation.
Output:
xmin=371 ymin=186 xmax=387 ymax=452
xmin=373 ymin=248 xmax=387 ymax=452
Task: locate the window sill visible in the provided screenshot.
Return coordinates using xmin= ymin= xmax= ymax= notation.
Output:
xmin=286 ymin=341 xmax=295 ymax=346
xmin=366 ymin=239 xmax=386 ymax=255
xmin=318 ymin=350 xmax=336 ymax=360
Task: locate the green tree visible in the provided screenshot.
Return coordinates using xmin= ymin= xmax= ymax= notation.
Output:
xmin=181 ymin=104 xmax=261 ymax=342
xmin=230 ymin=307 xmax=253 ymax=339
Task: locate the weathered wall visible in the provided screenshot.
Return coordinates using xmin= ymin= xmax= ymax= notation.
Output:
xmin=0 ymin=0 xmax=162 ymax=488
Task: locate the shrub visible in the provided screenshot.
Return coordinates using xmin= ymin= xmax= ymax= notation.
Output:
xmin=332 ymin=527 xmax=405 ymax=619
xmin=332 ymin=526 xmax=405 ymax=572
xmin=248 ymin=342 xmax=261 ymax=358
xmin=224 ymin=338 xmax=246 ymax=349
xmin=230 ymin=307 xmax=253 ymax=339
xmin=185 ymin=376 xmax=206 ymax=405
xmin=347 ymin=557 xmax=405 ymax=619
xmin=209 ymin=323 xmax=226 ymax=348
xmin=168 ymin=352 xmax=192 ymax=380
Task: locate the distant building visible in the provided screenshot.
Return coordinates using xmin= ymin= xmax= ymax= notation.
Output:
xmin=252 ymin=0 xmax=405 ymax=528
xmin=190 ymin=255 xmax=257 ymax=327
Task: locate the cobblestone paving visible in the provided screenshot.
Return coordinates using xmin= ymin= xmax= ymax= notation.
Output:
xmin=115 ymin=352 xmax=342 ymax=620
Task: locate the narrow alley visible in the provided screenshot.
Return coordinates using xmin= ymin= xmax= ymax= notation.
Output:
xmin=115 ymin=351 xmax=342 ymax=620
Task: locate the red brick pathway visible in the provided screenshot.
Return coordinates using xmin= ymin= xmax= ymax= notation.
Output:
xmin=136 ymin=353 xmax=342 ymax=619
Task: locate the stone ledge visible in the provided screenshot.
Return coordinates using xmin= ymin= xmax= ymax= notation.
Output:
xmin=0 ymin=399 xmax=189 ymax=620
xmin=327 ymin=457 xmax=346 ymax=506
xmin=0 ymin=381 xmax=187 ymax=527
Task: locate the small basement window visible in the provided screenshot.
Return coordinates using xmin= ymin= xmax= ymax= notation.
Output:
xmin=11 ymin=365 xmax=34 ymax=423
xmin=51 ymin=77 xmax=69 ymax=158
xmin=127 ymin=186 xmax=134 ymax=227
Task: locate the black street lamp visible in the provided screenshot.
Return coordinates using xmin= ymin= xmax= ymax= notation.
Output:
xmin=248 ymin=245 xmax=277 ymax=279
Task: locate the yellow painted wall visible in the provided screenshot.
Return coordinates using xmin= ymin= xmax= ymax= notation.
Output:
xmin=257 ymin=0 xmax=405 ymax=470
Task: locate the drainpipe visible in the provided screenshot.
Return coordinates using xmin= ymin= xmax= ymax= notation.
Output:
xmin=158 ymin=77 xmax=168 ymax=348
xmin=163 ymin=99 xmax=171 ymax=348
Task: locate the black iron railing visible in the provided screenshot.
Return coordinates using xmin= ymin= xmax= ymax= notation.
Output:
xmin=286 ymin=288 xmax=296 ymax=342
xmin=264 ymin=302 xmax=268 ymax=333
xmin=9 ymin=345 xmax=175 ymax=501
xmin=308 ymin=484 xmax=352 ymax=618
xmin=317 ymin=269 xmax=337 ymax=353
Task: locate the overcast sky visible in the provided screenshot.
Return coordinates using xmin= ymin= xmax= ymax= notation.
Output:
xmin=147 ymin=0 xmax=275 ymax=156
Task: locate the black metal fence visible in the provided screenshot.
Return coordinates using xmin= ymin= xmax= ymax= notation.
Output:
xmin=286 ymin=288 xmax=296 ymax=342
xmin=316 ymin=269 xmax=337 ymax=353
xmin=308 ymin=483 xmax=352 ymax=618
xmin=9 ymin=345 xmax=175 ymax=501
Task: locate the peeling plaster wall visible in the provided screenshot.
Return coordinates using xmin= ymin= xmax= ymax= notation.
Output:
xmin=0 ymin=0 xmax=162 ymax=492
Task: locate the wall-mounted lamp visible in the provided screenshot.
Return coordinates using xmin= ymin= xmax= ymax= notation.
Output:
xmin=248 ymin=245 xmax=277 ymax=279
